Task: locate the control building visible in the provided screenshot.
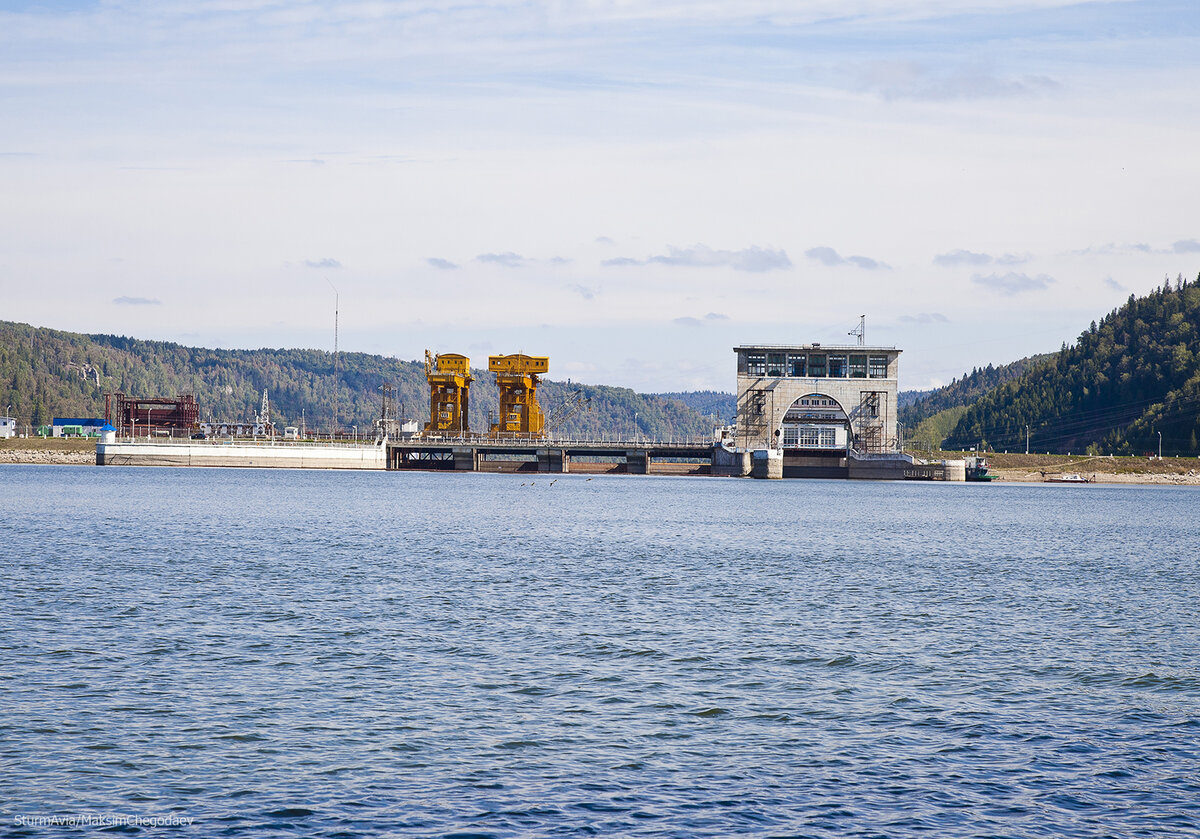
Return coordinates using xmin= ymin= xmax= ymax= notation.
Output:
xmin=734 ymin=343 xmax=901 ymax=455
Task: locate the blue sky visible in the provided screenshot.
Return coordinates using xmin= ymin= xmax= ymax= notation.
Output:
xmin=2 ymin=0 xmax=1198 ymax=392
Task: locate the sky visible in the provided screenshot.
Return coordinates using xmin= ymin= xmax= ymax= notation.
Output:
xmin=2 ymin=0 xmax=1199 ymax=393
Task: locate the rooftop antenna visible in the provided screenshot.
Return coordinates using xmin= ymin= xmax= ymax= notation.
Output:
xmin=849 ymin=314 xmax=865 ymax=346
xmin=325 ymin=277 xmax=339 ymax=436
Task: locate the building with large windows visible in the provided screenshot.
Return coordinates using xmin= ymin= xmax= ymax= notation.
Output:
xmin=733 ymin=343 xmax=901 ymax=456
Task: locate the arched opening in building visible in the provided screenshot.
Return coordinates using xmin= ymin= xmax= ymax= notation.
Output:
xmin=778 ymin=393 xmax=849 ymax=451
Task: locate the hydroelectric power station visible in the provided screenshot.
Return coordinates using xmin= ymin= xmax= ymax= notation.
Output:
xmin=96 ymin=336 xmax=965 ymax=480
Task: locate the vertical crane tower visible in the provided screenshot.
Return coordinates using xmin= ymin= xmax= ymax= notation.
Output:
xmin=488 ymin=353 xmax=550 ymax=437
xmin=424 ymin=351 xmax=472 ymax=435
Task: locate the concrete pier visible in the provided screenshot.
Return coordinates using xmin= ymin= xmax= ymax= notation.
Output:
xmin=750 ymin=449 xmax=784 ymax=479
xmin=537 ymin=448 xmax=568 ymax=473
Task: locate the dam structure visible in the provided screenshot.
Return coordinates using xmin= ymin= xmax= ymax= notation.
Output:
xmin=384 ymin=339 xmax=961 ymax=480
xmin=94 ymin=339 xmax=963 ymax=479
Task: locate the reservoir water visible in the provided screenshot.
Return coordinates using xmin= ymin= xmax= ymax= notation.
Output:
xmin=2 ymin=465 xmax=1199 ymax=837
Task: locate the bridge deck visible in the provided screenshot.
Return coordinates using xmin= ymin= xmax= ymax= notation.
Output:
xmin=386 ymin=438 xmax=715 ymax=473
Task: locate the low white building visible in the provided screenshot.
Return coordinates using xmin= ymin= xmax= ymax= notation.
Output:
xmin=0 ymin=416 xmax=16 ymax=439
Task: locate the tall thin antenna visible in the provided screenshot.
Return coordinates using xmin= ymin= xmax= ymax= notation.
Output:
xmin=325 ymin=278 xmax=339 ymax=436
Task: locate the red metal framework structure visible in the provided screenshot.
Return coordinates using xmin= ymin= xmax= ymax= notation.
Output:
xmin=105 ymin=393 xmax=199 ymax=437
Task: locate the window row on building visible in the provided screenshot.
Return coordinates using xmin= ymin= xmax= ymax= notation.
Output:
xmin=746 ymin=352 xmax=889 ymax=379
xmin=781 ymin=424 xmax=841 ymax=448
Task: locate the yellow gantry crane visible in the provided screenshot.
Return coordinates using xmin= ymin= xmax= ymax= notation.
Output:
xmin=488 ymin=353 xmax=549 ymax=437
xmin=423 ymin=350 xmax=472 ymax=436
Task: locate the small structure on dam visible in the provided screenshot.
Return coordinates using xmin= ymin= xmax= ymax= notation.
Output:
xmin=105 ymin=393 xmax=199 ymax=438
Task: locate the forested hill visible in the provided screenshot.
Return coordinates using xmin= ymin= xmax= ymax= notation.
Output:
xmin=0 ymin=321 xmax=719 ymax=440
xmin=945 ymin=274 xmax=1200 ymax=455
xmin=900 ymin=353 xmax=1051 ymax=430
xmin=650 ymin=391 xmax=736 ymax=425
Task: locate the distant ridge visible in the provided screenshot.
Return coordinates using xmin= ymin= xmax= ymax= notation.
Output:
xmin=649 ymin=391 xmax=736 ymax=425
xmin=0 ymin=322 xmax=720 ymax=440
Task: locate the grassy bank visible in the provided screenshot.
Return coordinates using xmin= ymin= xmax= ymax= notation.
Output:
xmin=931 ymin=450 xmax=1200 ymax=483
xmin=0 ymin=437 xmax=96 ymax=453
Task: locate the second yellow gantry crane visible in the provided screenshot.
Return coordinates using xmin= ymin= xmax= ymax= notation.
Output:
xmin=488 ymin=353 xmax=549 ymax=437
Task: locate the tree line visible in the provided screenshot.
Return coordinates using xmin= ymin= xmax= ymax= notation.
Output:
xmin=0 ymin=322 xmax=723 ymax=441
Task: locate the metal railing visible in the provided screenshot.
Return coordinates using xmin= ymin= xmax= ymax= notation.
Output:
xmin=393 ymin=434 xmax=714 ymax=449
xmin=109 ymin=435 xmax=382 ymax=448
xmin=106 ymin=433 xmax=716 ymax=449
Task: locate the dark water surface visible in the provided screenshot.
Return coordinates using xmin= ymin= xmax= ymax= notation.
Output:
xmin=2 ymin=465 xmax=1199 ymax=837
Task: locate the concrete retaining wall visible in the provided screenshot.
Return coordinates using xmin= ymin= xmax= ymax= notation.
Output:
xmin=97 ymin=441 xmax=386 ymax=470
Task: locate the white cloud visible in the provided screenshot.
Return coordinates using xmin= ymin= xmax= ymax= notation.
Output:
xmin=305 ymin=258 xmax=342 ymax=269
xmin=898 ymin=312 xmax=949 ymax=324
xmin=427 ymin=257 xmax=460 ymax=270
xmin=856 ymin=60 xmax=1059 ymax=101
xmin=972 ymin=272 xmax=1055 ymax=295
xmin=805 ymin=247 xmax=889 ymax=270
xmin=113 ymin=296 xmax=161 ymax=306
xmin=604 ymin=244 xmax=791 ymax=272
xmin=934 ymin=249 xmax=1029 ymax=267
xmin=476 ymin=252 xmax=525 ymax=268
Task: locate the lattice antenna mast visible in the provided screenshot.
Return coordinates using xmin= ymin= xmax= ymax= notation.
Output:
xmin=325 ymin=279 xmax=339 ymax=435
xmin=848 ymin=314 xmax=866 ymax=346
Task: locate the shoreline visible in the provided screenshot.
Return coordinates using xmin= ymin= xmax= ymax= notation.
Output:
xmin=4 ymin=445 xmax=1200 ymax=485
xmin=986 ymin=468 xmax=1200 ymax=486
xmin=1 ymin=444 xmax=95 ymax=465
xmin=958 ymin=451 xmax=1200 ymax=486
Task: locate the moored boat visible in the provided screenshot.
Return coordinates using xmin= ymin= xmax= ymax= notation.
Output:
xmin=964 ymin=455 xmax=996 ymax=482
xmin=1045 ymin=473 xmax=1092 ymax=484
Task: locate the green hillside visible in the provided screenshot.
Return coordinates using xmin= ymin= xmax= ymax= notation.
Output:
xmin=0 ymin=322 xmax=717 ymax=441
xmin=945 ymin=274 xmax=1200 ymax=455
xmin=900 ymin=353 xmax=1052 ymax=432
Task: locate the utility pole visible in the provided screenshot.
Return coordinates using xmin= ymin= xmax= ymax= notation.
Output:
xmin=1158 ymin=430 xmax=1162 ymax=459
xmin=1025 ymin=425 xmax=1030 ymax=455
